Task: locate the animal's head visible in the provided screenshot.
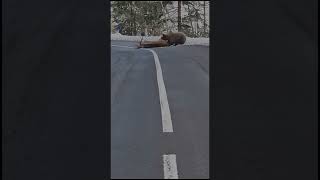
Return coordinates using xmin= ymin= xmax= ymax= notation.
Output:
xmin=160 ymin=33 xmax=169 ymax=40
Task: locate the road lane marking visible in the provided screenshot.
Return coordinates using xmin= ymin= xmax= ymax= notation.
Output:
xmin=163 ymin=154 xmax=179 ymax=179
xmin=144 ymin=49 xmax=173 ymax=133
xmin=111 ymin=44 xmax=174 ymax=133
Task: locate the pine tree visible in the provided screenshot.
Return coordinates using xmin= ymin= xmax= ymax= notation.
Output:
xmin=111 ymin=1 xmax=210 ymax=37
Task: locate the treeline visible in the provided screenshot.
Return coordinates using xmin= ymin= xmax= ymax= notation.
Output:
xmin=111 ymin=1 xmax=210 ymax=38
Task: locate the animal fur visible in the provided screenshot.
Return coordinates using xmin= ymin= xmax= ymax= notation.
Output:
xmin=160 ymin=32 xmax=186 ymax=46
xmin=137 ymin=39 xmax=169 ymax=48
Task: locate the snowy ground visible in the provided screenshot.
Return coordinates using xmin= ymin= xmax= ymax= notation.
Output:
xmin=111 ymin=33 xmax=209 ymax=46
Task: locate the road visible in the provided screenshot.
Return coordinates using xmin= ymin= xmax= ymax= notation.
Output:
xmin=111 ymin=40 xmax=209 ymax=179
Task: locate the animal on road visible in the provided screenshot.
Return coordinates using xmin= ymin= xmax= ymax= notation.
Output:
xmin=137 ymin=31 xmax=186 ymax=48
xmin=160 ymin=32 xmax=186 ymax=46
xmin=137 ymin=39 xmax=169 ymax=49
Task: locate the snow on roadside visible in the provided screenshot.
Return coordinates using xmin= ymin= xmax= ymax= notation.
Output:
xmin=184 ymin=37 xmax=209 ymax=46
xmin=111 ymin=33 xmax=209 ymax=46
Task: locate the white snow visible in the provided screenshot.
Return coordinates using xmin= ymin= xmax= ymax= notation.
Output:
xmin=111 ymin=33 xmax=209 ymax=46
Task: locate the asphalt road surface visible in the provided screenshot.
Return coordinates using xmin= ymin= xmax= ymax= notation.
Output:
xmin=111 ymin=40 xmax=209 ymax=179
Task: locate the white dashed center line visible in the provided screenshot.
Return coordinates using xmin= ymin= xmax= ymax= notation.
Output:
xmin=144 ymin=49 xmax=174 ymax=133
xmin=163 ymin=154 xmax=179 ymax=179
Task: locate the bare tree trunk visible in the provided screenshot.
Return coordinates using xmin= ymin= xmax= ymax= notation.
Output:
xmin=178 ymin=1 xmax=181 ymax=32
xmin=133 ymin=1 xmax=136 ymax=35
xmin=187 ymin=4 xmax=194 ymax=36
xmin=197 ymin=21 xmax=199 ymax=36
xmin=203 ymin=1 xmax=206 ymax=35
xmin=130 ymin=2 xmax=133 ymax=35
xmin=161 ymin=1 xmax=169 ymax=32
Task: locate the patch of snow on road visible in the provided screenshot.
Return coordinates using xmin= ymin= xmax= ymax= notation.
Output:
xmin=111 ymin=33 xmax=209 ymax=46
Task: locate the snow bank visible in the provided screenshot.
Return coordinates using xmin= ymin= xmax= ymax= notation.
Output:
xmin=184 ymin=37 xmax=209 ymax=46
xmin=111 ymin=33 xmax=209 ymax=46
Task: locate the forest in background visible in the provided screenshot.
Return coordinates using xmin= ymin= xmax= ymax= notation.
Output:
xmin=111 ymin=1 xmax=210 ymax=38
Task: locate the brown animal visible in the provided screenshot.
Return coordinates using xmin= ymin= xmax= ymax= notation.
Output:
xmin=137 ymin=39 xmax=169 ymax=48
xmin=160 ymin=32 xmax=186 ymax=46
